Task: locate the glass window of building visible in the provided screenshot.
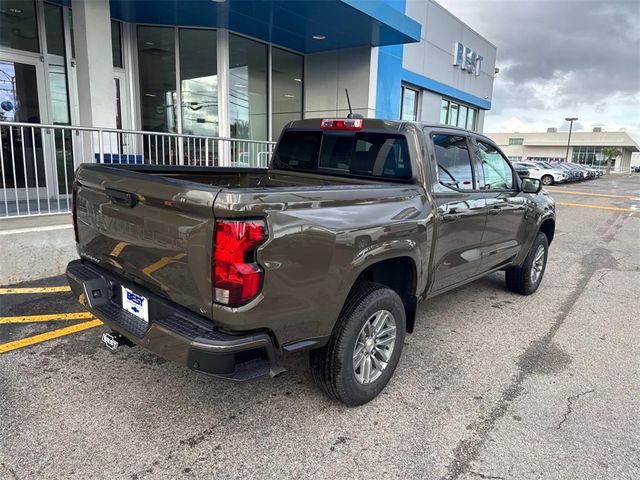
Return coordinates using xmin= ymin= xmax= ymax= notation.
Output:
xmin=0 ymin=0 xmax=39 ymax=53
xmin=111 ymin=20 xmax=123 ymax=69
xmin=137 ymin=26 xmax=176 ymax=132
xmin=467 ymin=109 xmax=476 ymax=130
xmin=179 ymin=28 xmax=218 ymax=137
xmin=508 ymin=137 xmax=524 ymax=145
xmin=44 ymin=2 xmax=70 ymax=125
xmin=229 ymin=33 xmax=268 ymax=140
xmin=447 ymin=103 xmax=458 ymax=126
xmin=440 ymin=99 xmax=449 ymax=124
xmin=441 ymin=97 xmax=478 ymax=130
xmin=400 ymin=85 xmax=419 ymax=121
xmin=272 ymin=47 xmax=303 ymax=140
xmin=457 ymin=105 xmax=468 ymax=128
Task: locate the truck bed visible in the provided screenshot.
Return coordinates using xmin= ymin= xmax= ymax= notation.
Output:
xmin=74 ymin=164 xmax=421 ymax=327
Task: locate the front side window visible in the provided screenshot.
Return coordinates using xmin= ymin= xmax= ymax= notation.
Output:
xmin=432 ymin=134 xmax=474 ymax=190
xmin=477 ymin=141 xmax=514 ymax=190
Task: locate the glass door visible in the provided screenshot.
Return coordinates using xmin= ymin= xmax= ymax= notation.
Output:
xmin=0 ymin=52 xmax=52 ymax=212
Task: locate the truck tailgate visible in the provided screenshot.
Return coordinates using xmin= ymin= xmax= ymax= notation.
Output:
xmin=75 ymin=165 xmax=219 ymax=318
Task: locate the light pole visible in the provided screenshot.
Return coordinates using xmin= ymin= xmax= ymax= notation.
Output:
xmin=564 ymin=117 xmax=578 ymax=162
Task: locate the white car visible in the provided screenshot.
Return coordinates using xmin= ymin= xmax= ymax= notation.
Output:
xmin=513 ymin=161 xmax=568 ymax=185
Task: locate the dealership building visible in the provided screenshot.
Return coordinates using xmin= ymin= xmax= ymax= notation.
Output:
xmin=488 ymin=129 xmax=640 ymax=173
xmin=0 ymin=0 xmax=496 ymax=283
xmin=0 ymin=0 xmax=496 ymax=144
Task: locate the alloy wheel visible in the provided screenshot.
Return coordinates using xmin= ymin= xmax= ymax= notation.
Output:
xmin=352 ymin=310 xmax=397 ymax=385
xmin=531 ymin=244 xmax=546 ymax=284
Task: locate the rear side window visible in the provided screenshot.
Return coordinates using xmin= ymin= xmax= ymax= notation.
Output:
xmin=273 ymin=131 xmax=412 ymax=180
xmin=432 ymin=134 xmax=475 ymax=190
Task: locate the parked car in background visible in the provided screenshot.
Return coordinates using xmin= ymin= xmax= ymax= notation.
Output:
xmin=513 ymin=161 xmax=568 ymax=185
xmin=573 ymin=164 xmax=598 ymax=179
xmin=550 ymin=162 xmax=586 ymax=181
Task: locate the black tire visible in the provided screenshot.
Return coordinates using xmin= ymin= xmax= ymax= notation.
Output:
xmin=505 ymin=232 xmax=549 ymax=295
xmin=541 ymin=175 xmax=554 ymax=186
xmin=309 ymin=281 xmax=406 ymax=406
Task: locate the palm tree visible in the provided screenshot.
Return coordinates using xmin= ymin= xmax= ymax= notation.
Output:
xmin=602 ymin=147 xmax=622 ymax=174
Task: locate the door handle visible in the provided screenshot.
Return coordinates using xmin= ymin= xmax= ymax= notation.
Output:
xmin=489 ymin=207 xmax=501 ymax=215
xmin=106 ymin=188 xmax=138 ymax=208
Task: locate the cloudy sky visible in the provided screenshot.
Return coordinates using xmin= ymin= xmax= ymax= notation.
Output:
xmin=436 ymin=0 xmax=640 ymax=140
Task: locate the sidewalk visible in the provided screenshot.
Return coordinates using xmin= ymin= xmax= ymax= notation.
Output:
xmin=0 ymin=214 xmax=76 ymax=285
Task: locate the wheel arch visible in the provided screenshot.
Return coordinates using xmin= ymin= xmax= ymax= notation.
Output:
xmin=539 ymin=218 xmax=555 ymax=244
xmin=349 ymin=256 xmax=419 ymax=334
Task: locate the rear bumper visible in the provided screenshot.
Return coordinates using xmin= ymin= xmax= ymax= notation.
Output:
xmin=66 ymin=260 xmax=283 ymax=381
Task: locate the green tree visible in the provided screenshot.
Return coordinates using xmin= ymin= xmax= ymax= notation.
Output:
xmin=602 ymin=147 xmax=622 ymax=174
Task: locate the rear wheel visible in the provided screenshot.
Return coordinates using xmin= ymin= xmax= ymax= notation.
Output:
xmin=505 ymin=232 xmax=549 ymax=295
xmin=541 ymin=175 xmax=554 ymax=186
xmin=309 ymin=281 xmax=406 ymax=406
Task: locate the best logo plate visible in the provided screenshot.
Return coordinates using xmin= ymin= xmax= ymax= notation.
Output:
xmin=121 ymin=286 xmax=149 ymax=323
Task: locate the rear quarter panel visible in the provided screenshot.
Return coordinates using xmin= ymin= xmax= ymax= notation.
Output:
xmin=212 ymin=184 xmax=433 ymax=346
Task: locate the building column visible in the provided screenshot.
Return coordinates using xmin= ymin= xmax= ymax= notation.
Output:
xmin=71 ymin=0 xmax=116 ymax=129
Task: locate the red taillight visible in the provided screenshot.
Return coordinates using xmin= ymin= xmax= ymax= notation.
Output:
xmin=71 ymin=184 xmax=79 ymax=243
xmin=320 ymin=118 xmax=363 ymax=130
xmin=213 ymin=220 xmax=266 ymax=307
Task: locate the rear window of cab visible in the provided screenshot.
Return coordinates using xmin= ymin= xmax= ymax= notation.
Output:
xmin=272 ymin=130 xmax=412 ymax=180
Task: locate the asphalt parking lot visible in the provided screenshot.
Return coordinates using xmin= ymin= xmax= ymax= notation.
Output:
xmin=1 ymin=175 xmax=639 ymax=480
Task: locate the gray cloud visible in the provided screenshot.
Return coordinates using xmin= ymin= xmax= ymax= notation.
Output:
xmin=437 ymin=0 xmax=640 ymax=135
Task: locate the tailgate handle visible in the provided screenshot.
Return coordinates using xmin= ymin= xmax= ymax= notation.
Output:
xmin=106 ymin=188 xmax=138 ymax=208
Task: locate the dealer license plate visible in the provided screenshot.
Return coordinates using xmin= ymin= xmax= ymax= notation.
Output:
xmin=121 ymin=286 xmax=149 ymax=323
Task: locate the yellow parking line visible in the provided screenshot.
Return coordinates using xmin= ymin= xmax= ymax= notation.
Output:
xmin=0 ymin=312 xmax=94 ymax=324
xmin=547 ymin=189 xmax=636 ymax=200
xmin=0 ymin=286 xmax=71 ymax=294
xmin=110 ymin=241 xmax=127 ymax=257
xmin=142 ymin=253 xmax=186 ymax=277
xmin=0 ymin=319 xmax=103 ymax=354
xmin=556 ymin=202 xmax=638 ymax=213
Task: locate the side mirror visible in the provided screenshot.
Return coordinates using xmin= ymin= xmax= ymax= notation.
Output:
xmin=521 ymin=177 xmax=542 ymax=194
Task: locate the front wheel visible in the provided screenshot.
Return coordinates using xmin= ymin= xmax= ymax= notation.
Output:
xmin=541 ymin=175 xmax=554 ymax=186
xmin=505 ymin=232 xmax=549 ymax=295
xmin=309 ymin=281 xmax=406 ymax=406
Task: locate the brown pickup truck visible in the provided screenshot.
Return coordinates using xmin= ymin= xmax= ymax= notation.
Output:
xmin=67 ymin=118 xmax=556 ymax=405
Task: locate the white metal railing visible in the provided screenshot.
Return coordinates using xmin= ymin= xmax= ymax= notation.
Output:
xmin=0 ymin=121 xmax=275 ymax=218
